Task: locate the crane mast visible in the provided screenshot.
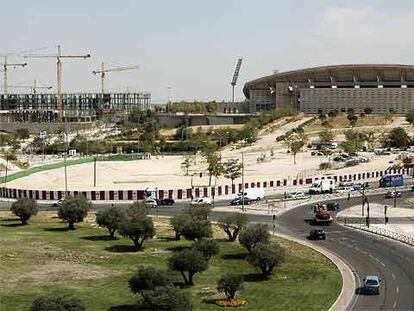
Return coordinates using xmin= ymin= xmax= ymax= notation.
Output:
xmin=2 ymin=55 xmax=27 ymax=96
xmin=93 ymin=62 xmax=139 ymax=94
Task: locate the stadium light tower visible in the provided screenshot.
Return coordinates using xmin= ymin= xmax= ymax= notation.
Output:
xmin=231 ymin=58 xmax=243 ymax=108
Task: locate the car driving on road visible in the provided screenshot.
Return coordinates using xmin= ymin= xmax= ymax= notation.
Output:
xmin=385 ymin=190 xmax=401 ymax=198
xmin=288 ymin=191 xmax=308 ymax=200
xmin=230 ymin=197 xmax=253 ymax=205
xmin=308 ymin=229 xmax=326 ymax=240
xmin=363 ymin=275 xmax=381 ymax=295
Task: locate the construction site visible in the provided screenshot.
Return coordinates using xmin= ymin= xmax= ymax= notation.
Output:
xmin=1 ymin=46 xmax=150 ymax=124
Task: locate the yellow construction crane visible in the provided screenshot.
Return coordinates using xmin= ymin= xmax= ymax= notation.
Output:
xmin=23 ymin=45 xmax=90 ymax=122
xmin=92 ymin=62 xmax=139 ymax=94
xmin=1 ymin=55 xmax=27 ymax=96
xmin=7 ymin=79 xmax=52 ymax=94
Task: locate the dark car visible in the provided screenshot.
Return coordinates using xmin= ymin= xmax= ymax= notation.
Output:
xmin=325 ymin=202 xmax=339 ymax=211
xmin=309 ymin=229 xmax=326 ymax=240
xmin=354 ymin=182 xmax=370 ymax=190
xmin=156 ymin=198 xmax=175 ymax=206
xmin=230 ymin=197 xmax=253 ymax=205
xmin=385 ymin=191 xmax=401 ymax=199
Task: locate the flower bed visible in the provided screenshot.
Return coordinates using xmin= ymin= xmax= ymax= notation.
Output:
xmin=215 ymin=299 xmax=248 ymax=308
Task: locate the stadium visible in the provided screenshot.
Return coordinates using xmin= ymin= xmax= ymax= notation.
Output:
xmin=243 ymin=64 xmax=414 ymax=114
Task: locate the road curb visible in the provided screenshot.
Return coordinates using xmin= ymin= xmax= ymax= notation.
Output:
xmin=273 ymin=232 xmax=356 ymax=311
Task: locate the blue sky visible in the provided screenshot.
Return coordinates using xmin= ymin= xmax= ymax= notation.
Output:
xmin=1 ymin=0 xmax=413 ymax=103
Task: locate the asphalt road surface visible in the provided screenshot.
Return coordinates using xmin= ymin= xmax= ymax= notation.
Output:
xmin=1 ymin=192 xmax=413 ymax=310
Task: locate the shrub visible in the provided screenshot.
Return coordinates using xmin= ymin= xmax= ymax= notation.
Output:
xmin=239 ymin=224 xmax=270 ymax=253
xmin=217 ymin=274 xmax=244 ymax=301
xmin=168 ymin=249 xmax=208 ymax=285
xmin=181 ymin=219 xmax=212 ymax=241
xmin=319 ymin=162 xmax=332 ymax=170
xmin=170 ymin=214 xmax=191 ymax=240
xmin=127 ymin=201 xmax=149 ymax=218
xmin=142 ymin=286 xmax=193 ymax=311
xmin=57 ymin=195 xmax=91 ymax=230
xmin=193 ymin=238 xmax=220 ymax=261
xmin=10 ymin=198 xmax=38 ymax=225
xmin=186 ymin=205 xmax=210 ymax=220
xmin=95 ymin=206 xmax=127 ymax=238
xmin=218 ymin=213 xmax=248 ymax=242
xmin=119 ymin=216 xmax=155 ymax=250
xmin=247 ymin=242 xmax=285 ymax=276
xmin=129 ymin=266 xmax=171 ymax=297
xmin=30 ymin=296 xmax=85 ymax=311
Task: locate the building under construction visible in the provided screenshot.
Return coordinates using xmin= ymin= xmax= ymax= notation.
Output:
xmin=0 ymin=92 xmax=151 ymax=123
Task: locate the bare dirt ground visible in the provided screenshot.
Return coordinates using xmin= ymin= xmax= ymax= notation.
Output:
xmin=5 ymin=116 xmax=402 ymax=191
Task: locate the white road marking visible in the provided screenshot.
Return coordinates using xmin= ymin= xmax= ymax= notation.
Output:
xmin=391 ymin=273 xmax=396 ymax=280
xmin=393 ymin=301 xmax=397 ymax=309
xmin=396 ymin=286 xmax=399 ymax=293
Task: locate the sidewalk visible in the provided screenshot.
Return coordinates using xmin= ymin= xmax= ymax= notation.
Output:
xmin=337 ymin=201 xmax=414 ymax=244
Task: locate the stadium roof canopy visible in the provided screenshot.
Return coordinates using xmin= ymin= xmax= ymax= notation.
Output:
xmin=243 ymin=64 xmax=414 ymax=98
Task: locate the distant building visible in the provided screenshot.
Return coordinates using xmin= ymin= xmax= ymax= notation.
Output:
xmin=0 ymin=92 xmax=151 ymax=123
xmin=243 ymin=64 xmax=414 ymax=114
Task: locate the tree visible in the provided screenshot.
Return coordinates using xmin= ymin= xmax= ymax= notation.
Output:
xmin=10 ymin=198 xmax=38 ymax=225
xmin=218 ymin=213 xmax=248 ymax=242
xmin=223 ymin=159 xmax=243 ymax=186
xmin=217 ymin=274 xmax=244 ymax=301
xmin=341 ymin=130 xmax=366 ymax=154
xmin=30 ymin=296 xmax=85 ymax=311
xmin=181 ymin=219 xmax=212 ymax=241
xmin=239 ymin=224 xmax=270 ymax=253
xmin=170 ymin=214 xmax=191 ymax=240
xmin=318 ymin=130 xmax=335 ymax=143
xmin=386 ymin=127 xmax=411 ymax=148
xmin=141 ymin=286 xmax=193 ymax=311
xmin=129 ymin=266 xmax=171 ymax=298
xmin=119 ymin=216 xmax=155 ymax=250
xmin=168 ymin=249 xmax=208 ymax=285
xmin=193 ymin=238 xmax=220 ymax=261
xmin=181 ymin=155 xmax=194 ymax=176
xmin=347 ymin=113 xmax=358 ymax=127
xmin=290 ymin=141 xmax=304 ymax=165
xmin=127 ymin=201 xmax=149 ymax=218
xmin=203 ymin=150 xmax=223 ymax=186
xmin=247 ymin=242 xmax=285 ymax=277
xmin=57 ymin=195 xmax=92 ymax=230
xmin=364 ymin=107 xmax=373 ymax=115
xmin=95 ymin=206 xmax=126 ymax=238
xmin=186 ymin=205 xmax=210 ymax=220
xmin=406 ymin=110 xmax=414 ymax=124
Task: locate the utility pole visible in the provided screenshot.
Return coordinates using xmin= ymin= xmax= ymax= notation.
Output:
xmin=4 ymin=155 xmax=8 ymax=188
xmin=93 ymin=156 xmax=97 ymax=187
xmin=393 ymin=185 xmax=397 ymax=208
xmin=2 ymin=55 xmax=27 ymax=96
xmin=241 ymin=152 xmax=245 ymax=212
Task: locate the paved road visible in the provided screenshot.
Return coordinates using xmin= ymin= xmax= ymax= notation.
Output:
xmin=1 ymin=192 xmax=413 ymax=310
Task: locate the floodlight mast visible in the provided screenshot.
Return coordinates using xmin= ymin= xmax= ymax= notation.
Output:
xmin=231 ymin=58 xmax=243 ymax=108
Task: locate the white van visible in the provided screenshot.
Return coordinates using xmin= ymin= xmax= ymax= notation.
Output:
xmin=309 ymin=179 xmax=335 ymax=194
xmin=236 ymin=187 xmax=265 ymax=201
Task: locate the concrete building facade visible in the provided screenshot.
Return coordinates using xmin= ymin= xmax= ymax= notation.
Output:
xmin=243 ymin=64 xmax=414 ymax=114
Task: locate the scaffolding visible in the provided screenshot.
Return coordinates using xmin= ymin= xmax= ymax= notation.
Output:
xmin=0 ymin=92 xmax=151 ymax=123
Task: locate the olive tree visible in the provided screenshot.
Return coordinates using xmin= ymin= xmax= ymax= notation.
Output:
xmin=218 ymin=213 xmax=248 ymax=242
xmin=192 ymin=238 xmax=220 ymax=261
xmin=170 ymin=214 xmax=191 ymax=240
xmin=10 ymin=198 xmax=38 ymax=225
xmin=142 ymin=286 xmax=193 ymax=311
xmin=217 ymin=274 xmax=244 ymax=301
xmin=119 ymin=216 xmax=155 ymax=250
xmin=247 ymin=242 xmax=285 ymax=277
xmin=181 ymin=219 xmax=212 ymax=241
xmin=129 ymin=266 xmax=171 ymax=298
xmin=239 ymin=223 xmax=270 ymax=253
xmin=168 ymin=249 xmax=208 ymax=285
xmin=95 ymin=206 xmax=126 ymax=238
xmin=57 ymin=195 xmax=92 ymax=230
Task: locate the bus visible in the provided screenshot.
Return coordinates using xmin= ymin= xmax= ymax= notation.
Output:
xmin=379 ymin=174 xmax=404 ymax=188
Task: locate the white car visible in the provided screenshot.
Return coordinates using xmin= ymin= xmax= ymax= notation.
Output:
xmin=337 ymin=186 xmax=354 ymax=193
xmin=52 ymin=199 xmax=64 ymax=207
xmin=145 ymin=198 xmax=157 ymax=208
xmin=339 ymin=180 xmax=354 ymax=187
xmin=289 ymin=191 xmax=307 ymax=200
xmin=190 ymin=197 xmax=212 ymax=206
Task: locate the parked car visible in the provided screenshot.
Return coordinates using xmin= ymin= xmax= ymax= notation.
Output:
xmin=52 ymin=199 xmax=64 ymax=207
xmin=289 ymin=191 xmax=308 ymax=200
xmin=337 ymin=186 xmax=354 ymax=193
xmin=385 ymin=191 xmax=401 ymax=199
xmin=411 ymin=185 xmax=414 ymax=191
xmin=363 ymin=275 xmax=381 ymax=295
xmin=309 ymin=229 xmax=326 ymax=240
xmin=354 ymin=182 xmax=370 ymax=190
xmin=325 ymin=201 xmax=339 ymax=211
xmin=190 ymin=197 xmax=212 ymax=206
xmin=339 ymin=180 xmax=354 ymax=187
xmin=230 ymin=197 xmax=253 ymax=205
xmin=145 ymin=198 xmax=157 ymax=208
xmin=333 ymin=156 xmax=346 ymax=162
xmin=157 ymin=198 xmax=175 ymax=206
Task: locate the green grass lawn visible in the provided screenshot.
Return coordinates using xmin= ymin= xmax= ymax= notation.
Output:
xmin=0 ymin=212 xmax=341 ymax=311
